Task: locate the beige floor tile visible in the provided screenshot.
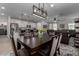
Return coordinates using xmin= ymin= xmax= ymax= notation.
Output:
xmin=0 ymin=35 xmax=13 ymax=56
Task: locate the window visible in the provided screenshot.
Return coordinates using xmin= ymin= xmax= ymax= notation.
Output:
xmin=68 ymin=23 xmax=75 ymax=30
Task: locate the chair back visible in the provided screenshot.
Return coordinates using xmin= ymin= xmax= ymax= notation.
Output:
xmin=50 ymin=35 xmax=59 ymax=56
xmin=24 ymin=29 xmax=31 ymax=38
xmin=11 ymin=31 xmax=20 ymax=56
xmin=57 ymin=33 xmax=62 ymax=49
xmin=33 ymin=30 xmax=38 ymax=37
xmin=10 ymin=35 xmax=18 ymax=56
xmin=11 ymin=34 xmax=29 ymax=56
xmin=43 ymin=32 xmax=49 ymax=40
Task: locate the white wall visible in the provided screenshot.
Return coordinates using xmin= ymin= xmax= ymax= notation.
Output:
xmin=11 ymin=19 xmax=28 ymax=27
xmin=37 ymin=21 xmax=48 ymax=30
xmin=11 ymin=19 xmax=37 ymax=29
xmin=0 ymin=17 xmax=7 ymax=25
xmin=29 ymin=22 xmax=37 ymax=29
xmin=49 ymin=23 xmax=53 ymax=29
xmin=57 ymin=16 xmax=74 ymax=30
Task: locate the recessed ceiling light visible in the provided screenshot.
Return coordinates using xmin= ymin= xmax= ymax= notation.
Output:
xmin=1 ymin=13 xmax=5 ymax=15
xmin=50 ymin=4 xmax=54 ymax=7
xmin=1 ymin=6 xmax=5 ymax=9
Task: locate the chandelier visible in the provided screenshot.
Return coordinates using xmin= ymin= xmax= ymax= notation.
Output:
xmin=32 ymin=3 xmax=48 ymax=19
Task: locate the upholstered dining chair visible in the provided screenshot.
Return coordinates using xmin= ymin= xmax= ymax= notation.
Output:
xmin=10 ymin=35 xmax=29 ymax=56
xmin=42 ymin=32 xmax=49 ymax=41
xmin=33 ymin=30 xmax=38 ymax=37
xmin=50 ymin=35 xmax=59 ymax=56
xmin=24 ymin=29 xmax=31 ymax=39
xmin=10 ymin=35 xmax=18 ymax=56
xmin=56 ymin=33 xmax=62 ymax=55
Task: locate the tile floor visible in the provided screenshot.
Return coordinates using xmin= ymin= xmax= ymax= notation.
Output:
xmin=0 ymin=35 xmax=14 ymax=56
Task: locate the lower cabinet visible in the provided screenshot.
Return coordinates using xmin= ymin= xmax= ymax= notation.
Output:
xmin=0 ymin=29 xmax=7 ymax=35
xmin=61 ymin=32 xmax=69 ymax=45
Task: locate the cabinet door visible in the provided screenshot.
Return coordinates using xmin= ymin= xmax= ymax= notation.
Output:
xmin=61 ymin=33 xmax=69 ymax=44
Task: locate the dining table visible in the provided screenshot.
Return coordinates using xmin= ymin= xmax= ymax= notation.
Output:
xmin=17 ymin=33 xmax=57 ymax=56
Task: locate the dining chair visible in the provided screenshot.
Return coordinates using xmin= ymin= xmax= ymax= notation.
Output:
xmin=56 ymin=33 xmax=62 ymax=55
xmin=10 ymin=35 xmax=29 ymax=56
xmin=50 ymin=35 xmax=59 ymax=56
xmin=42 ymin=32 xmax=49 ymax=41
xmin=47 ymin=30 xmax=55 ymax=36
xmin=10 ymin=35 xmax=18 ymax=56
xmin=24 ymin=29 xmax=31 ymax=39
xmin=33 ymin=30 xmax=38 ymax=37
xmin=38 ymin=35 xmax=59 ymax=56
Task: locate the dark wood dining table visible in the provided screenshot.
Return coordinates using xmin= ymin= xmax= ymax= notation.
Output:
xmin=17 ymin=34 xmax=57 ymax=56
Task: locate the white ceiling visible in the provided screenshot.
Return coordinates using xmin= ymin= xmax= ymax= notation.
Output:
xmin=0 ymin=3 xmax=79 ymax=22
